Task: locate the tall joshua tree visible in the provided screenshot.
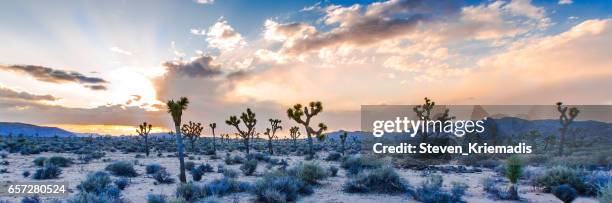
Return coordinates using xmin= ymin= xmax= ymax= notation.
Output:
xmin=414 ymin=97 xmax=435 ymax=142
xmin=226 ymin=108 xmax=257 ymax=154
xmin=209 ymin=123 xmax=217 ymax=153
xmin=287 ymin=101 xmax=328 ymax=159
xmin=136 ymin=122 xmax=152 ymax=157
xmin=167 ymin=97 xmax=189 ymax=183
xmin=182 ymin=121 xmax=203 ymax=151
xmin=556 ymin=102 xmax=579 ymax=156
xmin=339 ymin=131 xmax=347 ymax=156
xmin=264 ymin=119 xmax=282 ymax=155
xmin=289 ymin=126 xmax=300 ymax=150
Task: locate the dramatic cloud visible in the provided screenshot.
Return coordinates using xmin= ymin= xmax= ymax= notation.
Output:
xmin=206 ymin=20 xmax=246 ymax=51
xmin=0 ymin=86 xmax=58 ymax=101
xmin=162 ymin=55 xmax=222 ymax=78
xmin=0 ymin=64 xmax=108 ymax=90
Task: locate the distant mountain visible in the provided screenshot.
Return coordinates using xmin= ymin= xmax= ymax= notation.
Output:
xmin=325 ymin=117 xmax=612 ymax=141
xmin=0 ymin=122 xmax=75 ymax=137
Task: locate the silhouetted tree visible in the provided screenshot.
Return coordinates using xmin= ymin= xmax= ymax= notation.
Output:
xmin=264 ymin=119 xmax=282 ymax=155
xmin=414 ymin=97 xmax=435 ymax=142
xmin=289 ymin=126 xmax=300 ymax=150
xmin=209 ymin=123 xmax=217 ymax=153
xmin=226 ymin=108 xmax=257 ymax=154
xmin=136 ymin=122 xmax=152 ymax=157
xmin=167 ymin=97 xmax=189 ymax=183
xmin=181 ymin=121 xmax=203 ymax=151
xmin=287 ymin=101 xmax=328 ymax=159
xmin=556 ymin=102 xmax=579 ymax=156
xmin=339 ymin=131 xmax=347 ymax=156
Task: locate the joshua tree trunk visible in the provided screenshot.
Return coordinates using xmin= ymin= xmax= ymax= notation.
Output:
xmin=293 ymin=138 xmax=297 ymax=149
xmin=307 ymin=134 xmax=314 ymax=158
xmin=144 ymin=136 xmax=149 ymax=157
xmin=175 ymin=124 xmax=187 ymax=183
xmin=508 ymin=184 xmax=519 ymax=200
xmin=212 ymin=131 xmax=216 ymax=152
xmin=244 ymin=139 xmax=250 ymax=154
xmin=268 ymin=139 xmax=273 ymax=155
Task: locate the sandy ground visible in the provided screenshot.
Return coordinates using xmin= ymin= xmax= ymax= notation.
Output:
xmin=0 ymin=151 xmax=601 ymax=203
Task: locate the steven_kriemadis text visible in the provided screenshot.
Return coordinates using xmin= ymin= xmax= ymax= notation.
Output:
xmin=370 ymin=117 xmax=533 ymax=155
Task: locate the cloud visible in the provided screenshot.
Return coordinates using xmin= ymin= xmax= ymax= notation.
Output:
xmin=110 ymin=46 xmax=133 ymax=56
xmin=0 ymin=64 xmax=108 ymax=90
xmin=277 ymin=0 xmax=461 ymax=56
xmin=194 ymin=0 xmax=214 ymax=5
xmin=206 ymin=20 xmax=246 ymax=51
xmin=558 ymin=0 xmax=573 ymax=5
xmin=162 ymin=55 xmax=223 ymax=78
xmin=0 ymin=86 xmax=58 ymax=101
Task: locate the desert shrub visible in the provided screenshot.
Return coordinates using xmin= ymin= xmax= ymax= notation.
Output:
xmin=147 ymin=194 xmax=167 ymax=203
xmin=154 ymin=169 xmax=175 ymax=184
xmin=535 ymin=166 xmax=587 ymax=194
xmin=341 ymin=154 xmax=384 ymax=175
xmin=22 ymin=171 xmax=30 ymax=178
xmin=33 ymin=157 xmax=47 ymax=167
xmin=196 ymin=196 xmax=220 ymax=203
xmin=413 ymin=174 xmax=465 ymax=203
xmin=451 ymin=181 xmax=469 ymax=200
xmin=146 ymin=164 xmax=164 ymax=174
xmin=223 ymin=168 xmax=239 ymax=179
xmin=176 ymin=182 xmax=201 ymax=202
xmin=289 ymin=162 xmax=328 ymax=185
xmin=33 ymin=164 xmax=61 ymax=179
xmin=201 ymin=178 xmax=251 ymax=197
xmin=599 ymin=183 xmax=612 ymax=203
xmin=553 ymin=184 xmax=577 ymax=203
xmin=68 ymin=190 xmax=123 ymax=203
xmin=246 ymin=152 xmax=271 ymax=162
xmin=505 ymin=156 xmax=523 ymax=184
xmin=224 ymin=154 xmax=243 ymax=165
xmin=325 ymin=152 xmax=342 ymax=161
xmin=344 ymin=167 xmax=408 ymax=194
xmin=45 ymin=156 xmax=73 ymax=167
xmin=21 ymin=196 xmax=41 ymax=203
xmin=191 ymin=167 xmax=204 ymax=181
xmin=105 ymin=161 xmax=138 ymax=177
xmin=240 ymin=159 xmax=258 ymax=176
xmin=217 ymin=164 xmax=225 ymax=173
xmin=329 ymin=166 xmax=339 ymax=177
xmin=583 ymin=170 xmax=612 ymax=195
xmin=114 ymin=177 xmax=129 ymax=190
xmin=77 ymin=171 xmax=112 ymax=193
xmin=196 ymin=163 xmax=214 ymax=173
xmin=252 ymin=171 xmax=313 ymax=202
xmin=458 ymin=155 xmax=500 ymax=168
xmin=185 ymin=161 xmax=195 ymax=171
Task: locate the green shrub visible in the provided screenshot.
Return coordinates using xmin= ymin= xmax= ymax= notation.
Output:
xmin=341 ymin=155 xmax=384 ymax=175
xmin=413 ymin=174 xmax=465 ymax=203
xmin=289 ymin=162 xmax=328 ymax=185
xmin=223 ymin=168 xmax=239 ymax=179
xmin=33 ymin=164 xmax=61 ymax=179
xmin=77 ymin=171 xmax=112 ymax=193
xmin=45 ymin=156 xmax=72 ymax=167
xmin=240 ymin=159 xmax=258 ymax=176
xmin=154 ymin=169 xmax=175 ymax=184
xmin=535 ymin=166 xmax=587 ymax=194
xmin=505 ymin=155 xmax=523 ymax=184
xmin=325 ymin=152 xmax=341 ymax=161
xmin=176 ymin=182 xmax=201 ymax=202
xmin=553 ymin=184 xmax=577 ymax=203
xmin=344 ymin=167 xmax=408 ymax=194
xmin=105 ymin=161 xmax=138 ymax=177
xmin=33 ymin=157 xmax=47 ymax=166
xmin=185 ymin=161 xmax=195 ymax=171
xmin=329 ymin=166 xmax=339 ymax=177
xmin=191 ymin=168 xmax=204 ymax=181
xmin=146 ymin=164 xmax=164 ymax=174
xmin=201 ymin=178 xmax=251 ymax=197
xmin=252 ymin=171 xmax=313 ymax=202
xmin=114 ymin=177 xmax=129 ymax=190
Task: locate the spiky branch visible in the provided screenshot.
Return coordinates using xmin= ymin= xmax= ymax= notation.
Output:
xmin=289 ymin=126 xmax=301 ymax=150
xmin=209 ymin=123 xmax=217 ymax=153
xmin=226 ymin=108 xmax=257 ymax=154
xmin=136 ymin=122 xmax=152 ymax=157
xmin=556 ymin=102 xmax=579 ymax=156
xmin=264 ymin=119 xmax=282 ymax=155
xmin=287 ymin=101 xmax=327 ymax=159
xmin=181 ymin=121 xmax=203 ymax=151
xmin=414 ymin=97 xmax=435 ymax=142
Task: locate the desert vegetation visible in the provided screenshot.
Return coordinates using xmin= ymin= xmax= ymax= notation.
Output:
xmin=0 ymin=99 xmax=610 ymax=203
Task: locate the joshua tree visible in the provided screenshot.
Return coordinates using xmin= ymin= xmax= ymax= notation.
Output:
xmin=181 ymin=121 xmax=203 ymax=151
xmin=226 ymin=108 xmax=257 ymax=154
xmin=543 ymin=133 xmax=556 ymax=151
xmin=414 ymin=97 xmax=435 ymax=142
xmin=136 ymin=122 xmax=152 ymax=157
xmin=556 ymin=102 xmax=579 ymax=156
xmin=264 ymin=119 xmax=282 ymax=155
xmin=209 ymin=123 xmax=217 ymax=153
xmin=339 ymin=131 xmax=347 ymax=156
xmin=287 ymin=101 xmax=328 ymax=159
xmin=506 ymin=155 xmax=523 ymax=200
xmin=289 ymin=126 xmax=300 ymax=149
xmin=166 ymin=97 xmax=189 ymax=183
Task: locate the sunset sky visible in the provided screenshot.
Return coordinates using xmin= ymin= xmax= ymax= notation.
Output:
xmin=1 ymin=0 xmax=611 ymax=135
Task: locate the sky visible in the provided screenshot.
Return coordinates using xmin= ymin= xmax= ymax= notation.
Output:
xmin=0 ymin=0 xmax=611 ymax=136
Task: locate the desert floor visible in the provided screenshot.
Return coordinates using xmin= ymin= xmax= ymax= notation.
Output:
xmin=0 ymin=151 xmax=600 ymax=203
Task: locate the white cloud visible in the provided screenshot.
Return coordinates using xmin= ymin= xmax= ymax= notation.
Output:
xmin=110 ymin=46 xmax=133 ymax=56
xmin=558 ymin=0 xmax=573 ymax=5
xmin=206 ymin=20 xmax=246 ymax=51
xmin=194 ymin=0 xmax=214 ymax=5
